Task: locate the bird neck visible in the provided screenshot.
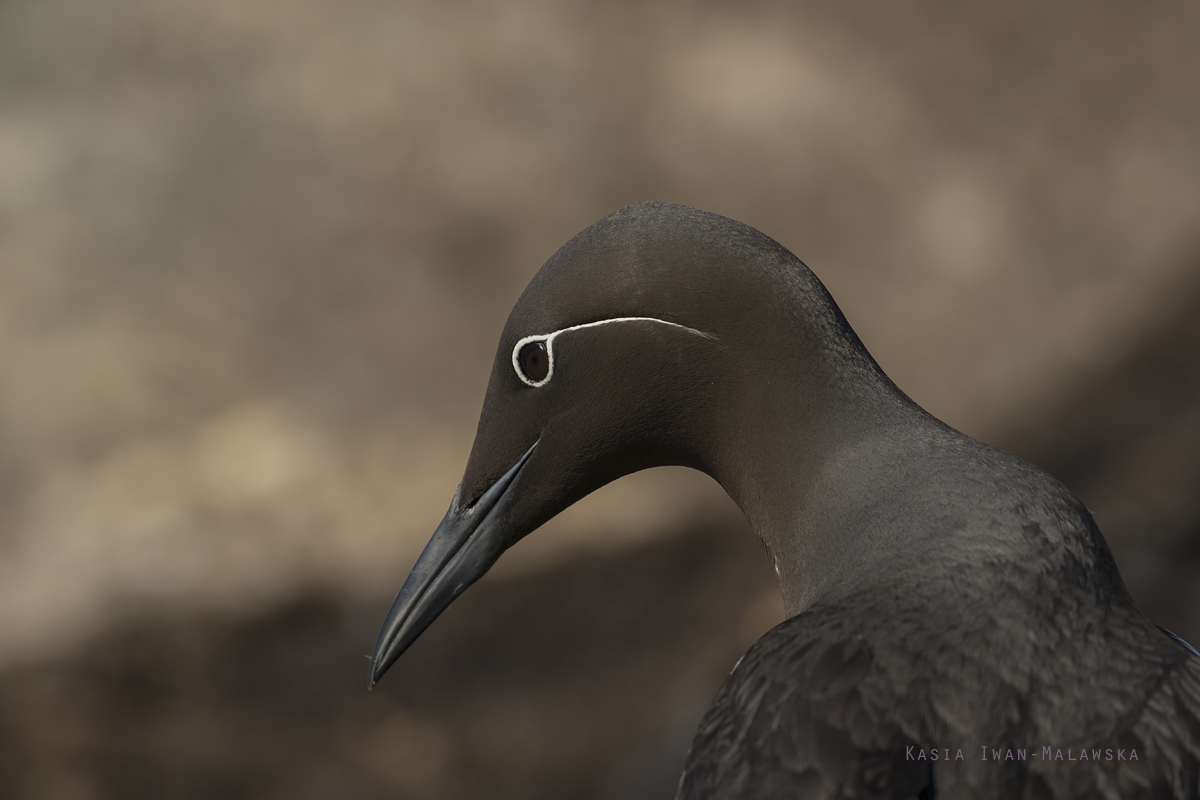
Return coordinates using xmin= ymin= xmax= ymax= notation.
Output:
xmin=708 ymin=356 xmax=930 ymax=617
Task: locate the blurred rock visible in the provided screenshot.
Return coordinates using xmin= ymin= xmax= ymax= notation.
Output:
xmin=0 ymin=510 xmax=777 ymax=800
xmin=0 ymin=0 xmax=1198 ymax=796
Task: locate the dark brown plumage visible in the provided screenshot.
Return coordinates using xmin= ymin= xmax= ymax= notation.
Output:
xmin=370 ymin=202 xmax=1200 ymax=798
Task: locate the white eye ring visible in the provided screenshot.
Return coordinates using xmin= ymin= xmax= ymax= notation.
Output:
xmin=510 ymin=316 xmax=716 ymax=388
xmin=514 ymin=338 xmax=553 ymax=386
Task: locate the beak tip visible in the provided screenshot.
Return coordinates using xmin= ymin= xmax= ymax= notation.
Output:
xmin=367 ymin=649 xmax=391 ymax=688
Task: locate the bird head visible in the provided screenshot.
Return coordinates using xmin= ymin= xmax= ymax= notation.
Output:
xmin=369 ymin=201 xmax=873 ymax=685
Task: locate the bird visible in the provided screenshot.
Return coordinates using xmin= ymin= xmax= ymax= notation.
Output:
xmin=368 ymin=201 xmax=1200 ymax=798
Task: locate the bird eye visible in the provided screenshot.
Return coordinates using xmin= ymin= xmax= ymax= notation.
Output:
xmin=517 ymin=341 xmax=550 ymax=383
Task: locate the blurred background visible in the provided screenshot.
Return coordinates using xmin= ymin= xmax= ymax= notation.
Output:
xmin=1 ymin=0 xmax=1199 ymax=797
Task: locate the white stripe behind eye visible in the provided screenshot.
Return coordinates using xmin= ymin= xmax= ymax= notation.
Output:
xmin=511 ymin=316 xmax=717 ymax=387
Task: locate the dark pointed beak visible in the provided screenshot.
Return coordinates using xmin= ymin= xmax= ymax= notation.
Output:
xmin=368 ymin=442 xmax=536 ymax=687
